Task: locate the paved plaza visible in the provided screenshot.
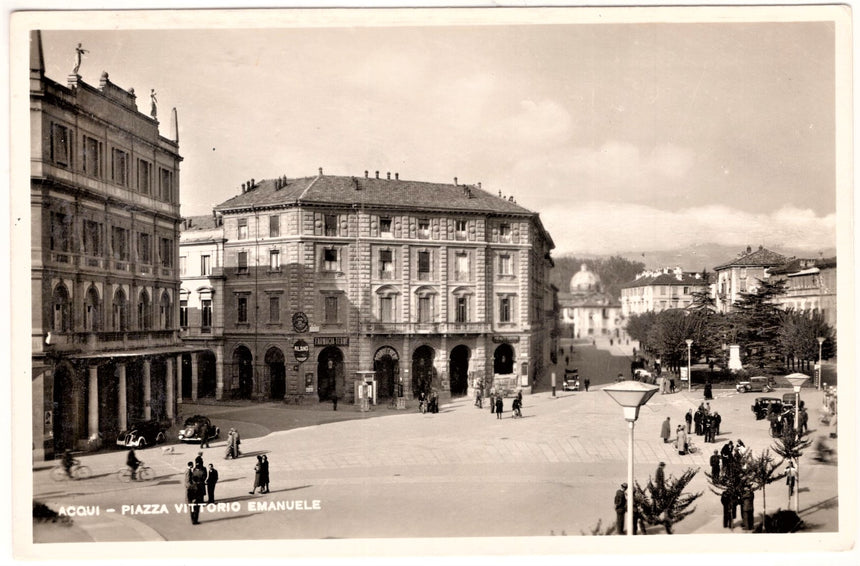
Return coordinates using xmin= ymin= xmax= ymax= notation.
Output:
xmin=32 ymin=352 xmax=840 ymax=546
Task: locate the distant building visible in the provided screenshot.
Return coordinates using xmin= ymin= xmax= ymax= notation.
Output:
xmin=713 ymin=245 xmax=787 ymax=313
xmin=180 ymin=170 xmax=557 ymax=403
xmin=558 ymin=264 xmax=623 ymax=339
xmin=30 ymin=32 xmax=187 ymax=460
xmin=620 ymin=267 xmax=709 ymax=316
xmin=769 ymin=257 xmax=837 ymax=328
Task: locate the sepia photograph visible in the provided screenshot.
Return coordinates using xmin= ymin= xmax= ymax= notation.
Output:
xmin=7 ymin=3 xmax=855 ymax=563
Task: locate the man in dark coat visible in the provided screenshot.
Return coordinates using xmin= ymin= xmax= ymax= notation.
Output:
xmin=710 ymin=450 xmax=721 ymax=479
xmin=614 ymin=483 xmax=627 ymax=535
xmin=741 ymin=489 xmax=755 ymax=531
xmin=694 ymin=409 xmax=703 ymax=436
xmin=654 ymin=462 xmax=666 ymax=492
xmin=188 ymin=462 xmax=206 ymax=524
xmin=199 ymin=422 xmax=210 ymax=448
xmin=721 ymin=490 xmax=733 ymax=529
xmin=205 ymin=463 xmax=219 ymax=504
xmin=583 ymin=377 xmax=590 ymax=392
xmin=495 ymin=394 xmax=503 ymax=419
xmin=660 ymin=417 xmax=671 ymax=443
xmin=685 ymin=410 xmax=693 ymax=433
xmin=712 ymin=412 xmax=722 ymax=436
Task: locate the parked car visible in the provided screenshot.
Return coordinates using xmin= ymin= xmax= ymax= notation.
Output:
xmin=116 ymin=420 xmax=168 ymax=448
xmin=736 ymin=376 xmax=773 ymax=393
xmin=751 ymin=397 xmax=783 ymax=420
xmin=562 ymin=369 xmax=579 ymax=391
xmin=178 ymin=415 xmax=220 ymax=443
xmin=633 ymin=368 xmax=652 ymax=381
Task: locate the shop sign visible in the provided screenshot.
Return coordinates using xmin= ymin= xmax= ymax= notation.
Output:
xmin=314 ymin=336 xmax=350 ymax=347
xmin=293 ymin=340 xmax=310 ymax=362
xmin=492 ymin=335 xmax=520 ymax=344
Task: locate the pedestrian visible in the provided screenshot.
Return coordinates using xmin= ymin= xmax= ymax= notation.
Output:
xmin=332 ymin=391 xmax=338 ymax=411
xmin=511 ymin=396 xmax=522 ymax=418
xmin=261 ymin=455 xmax=270 ymax=493
xmin=741 ymin=489 xmax=755 ymax=531
xmin=249 ymin=455 xmax=263 ymax=494
xmin=710 ymin=450 xmax=721 ymax=479
xmin=189 ymin=462 xmax=206 ymax=525
xmin=583 ymin=377 xmax=590 ymax=392
xmin=489 ymin=388 xmax=495 ymax=414
xmin=205 ymin=463 xmax=219 ymax=504
xmin=703 ymin=414 xmax=713 ymax=443
xmin=495 ymin=394 xmax=503 ymax=419
xmin=799 ymin=408 xmax=809 ymax=434
xmin=614 ymin=483 xmax=627 ymax=535
xmin=694 ymin=408 xmax=703 ymax=436
xmin=660 ymin=417 xmax=671 ymax=443
xmin=676 ymin=426 xmax=688 ymax=455
xmin=654 ymin=462 xmax=666 ymax=489
xmin=713 ymin=412 xmax=722 ymax=436
xmin=721 ymin=490 xmax=733 ymax=529
xmin=685 ymin=410 xmax=693 ymax=434
xmin=786 ymin=461 xmax=797 ymax=498
xmin=720 ymin=441 xmax=734 ymax=473
xmin=234 ymin=428 xmax=241 ymax=458
xmin=200 ymin=421 xmax=210 ymax=448
xmin=195 ymin=451 xmax=204 ymax=470
xmin=224 ymin=429 xmax=234 ymax=459
xmin=669 ymin=378 xmax=676 ymax=393
xmin=126 ymin=448 xmax=141 ymax=481
xmin=184 ymin=461 xmax=193 ymax=491
xmin=704 ymin=381 xmax=713 ymax=401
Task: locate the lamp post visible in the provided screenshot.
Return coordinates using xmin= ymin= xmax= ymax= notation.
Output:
xmin=604 ymin=380 xmax=659 ymax=536
xmin=685 ymin=339 xmax=693 ymax=392
xmin=816 ymin=337 xmax=825 ymax=390
xmin=785 ymin=372 xmax=809 ymax=513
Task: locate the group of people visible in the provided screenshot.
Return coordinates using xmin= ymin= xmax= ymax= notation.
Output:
xmin=224 ymin=427 xmax=242 ymax=459
xmin=417 ymin=390 xmax=439 ymax=414
xmin=184 ymin=455 xmax=219 ymax=525
xmin=688 ymin=403 xmax=722 ymax=444
xmin=488 ymin=389 xmax=523 ymax=419
xmin=249 ymin=454 xmax=271 ymax=494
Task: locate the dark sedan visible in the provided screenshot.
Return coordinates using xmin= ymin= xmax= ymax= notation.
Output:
xmin=177 ymin=415 xmax=220 ymax=443
xmin=116 ymin=420 xmax=168 ymax=448
xmin=751 ymin=397 xmax=783 ymax=420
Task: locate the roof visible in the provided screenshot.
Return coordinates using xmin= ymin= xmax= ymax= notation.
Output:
xmin=621 ymin=273 xmax=708 ymax=289
xmin=182 ymin=215 xmax=219 ymax=232
xmin=214 ymin=174 xmax=536 ymax=216
xmin=769 ymin=256 xmax=836 ymax=276
xmin=714 ymin=246 xmax=787 ymax=271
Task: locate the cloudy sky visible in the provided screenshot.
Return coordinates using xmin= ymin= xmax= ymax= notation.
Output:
xmin=36 ymin=9 xmax=840 ymax=257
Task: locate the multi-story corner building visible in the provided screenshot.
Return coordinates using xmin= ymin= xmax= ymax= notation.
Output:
xmin=178 ymin=215 xmax=226 ymax=401
xmin=769 ymin=257 xmax=837 ymax=328
xmin=713 ymin=245 xmax=787 ymax=313
xmin=558 ymin=264 xmax=624 ymax=339
xmin=620 ymin=267 xmax=709 ymax=316
xmin=30 ymin=32 xmax=187 ymax=460
xmin=181 ymin=170 xmax=556 ymax=404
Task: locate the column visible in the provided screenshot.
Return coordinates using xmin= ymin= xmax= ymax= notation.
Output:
xmin=165 ymin=356 xmax=175 ymax=419
xmin=87 ymin=366 xmax=99 ymax=438
xmin=191 ymin=352 xmax=199 ymax=402
xmin=117 ymin=363 xmax=127 ymax=431
xmin=175 ymin=354 xmax=183 ymax=406
xmin=143 ymin=359 xmax=152 ymax=420
xmin=215 ymin=346 xmax=224 ymax=400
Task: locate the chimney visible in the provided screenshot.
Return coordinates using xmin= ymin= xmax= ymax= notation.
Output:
xmin=365 ymin=170 xmax=369 ymax=178
xmin=454 ymin=177 xmax=458 ymax=186
xmin=478 ymin=182 xmax=481 ymax=189
xmin=182 ymin=218 xmax=187 ymax=230
xmin=242 ymin=182 xmax=246 ymax=193
xmin=746 ymin=245 xmax=752 ymax=254
xmin=395 ymin=173 xmax=399 ymax=180
xmin=250 ymin=178 xmax=255 ymax=189
xmin=375 ymin=171 xmax=380 ymax=179
xmin=387 ymin=172 xmax=391 ymax=180
xmin=188 ymin=218 xmax=192 ymax=228
xmin=498 ymin=190 xmax=502 ymax=197
xmin=318 ymin=167 xmax=323 ymax=176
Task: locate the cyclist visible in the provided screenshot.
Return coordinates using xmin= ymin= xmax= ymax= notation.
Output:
xmin=127 ymin=448 xmax=141 ymax=480
xmin=62 ymin=449 xmax=77 ymax=478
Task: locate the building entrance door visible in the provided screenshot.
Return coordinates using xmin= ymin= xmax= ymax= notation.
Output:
xmin=493 ymin=343 xmax=514 ymax=375
xmin=266 ymin=347 xmax=286 ymax=400
xmin=449 ymin=345 xmax=470 ymax=396
xmin=233 ymin=346 xmax=254 ymax=399
xmin=411 ymin=345 xmax=435 ymax=397
xmin=52 ymin=364 xmax=79 ymax=453
xmin=317 ymin=347 xmax=343 ymax=402
xmin=373 ymin=346 xmax=400 ymax=399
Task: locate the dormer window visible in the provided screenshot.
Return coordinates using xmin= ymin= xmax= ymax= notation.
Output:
xmin=325 ymin=214 xmax=338 ymax=236
xmin=418 ymin=219 xmax=430 ymax=239
xmin=499 ymin=223 xmax=511 ymax=242
xmin=380 ymin=217 xmax=392 ymax=235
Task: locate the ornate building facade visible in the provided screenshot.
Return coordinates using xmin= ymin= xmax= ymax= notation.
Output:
xmin=558 ymin=264 xmax=623 ymax=339
xmin=180 ymin=170 xmax=557 ymax=404
xmin=30 ymin=32 xmax=187 ymax=460
xmin=620 ymin=267 xmax=709 ymax=316
xmin=713 ymin=245 xmax=787 ymax=313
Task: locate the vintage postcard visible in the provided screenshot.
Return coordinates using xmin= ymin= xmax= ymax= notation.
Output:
xmin=8 ymin=4 xmax=855 ymax=563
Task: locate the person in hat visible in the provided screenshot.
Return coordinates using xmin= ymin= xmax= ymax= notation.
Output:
xmin=654 ymin=462 xmax=666 ymax=489
xmin=660 ymin=417 xmax=671 ymax=443
xmin=614 ymin=483 xmax=628 ymax=535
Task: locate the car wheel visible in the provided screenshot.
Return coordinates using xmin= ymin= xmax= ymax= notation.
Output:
xmin=137 ymin=438 xmax=147 ymax=449
xmin=156 ymin=432 xmax=165 ymax=444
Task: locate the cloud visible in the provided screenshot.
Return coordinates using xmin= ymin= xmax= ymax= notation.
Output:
xmin=496 ymin=99 xmax=573 ymax=146
xmin=540 ymin=202 xmax=836 ymax=256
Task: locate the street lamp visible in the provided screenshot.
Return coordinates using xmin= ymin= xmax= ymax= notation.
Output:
xmin=604 ymin=380 xmax=659 ymax=536
xmin=785 ymin=372 xmax=809 ymax=513
xmin=816 ymin=337 xmax=825 ymax=390
xmin=685 ymin=339 xmax=693 ymax=392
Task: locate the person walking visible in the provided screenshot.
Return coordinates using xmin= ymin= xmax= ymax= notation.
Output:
xmin=184 ymin=461 xmax=194 ymax=492
xmin=614 ymin=483 xmax=627 ymax=535
xmin=261 ymin=455 xmax=270 ymax=493
xmin=233 ymin=428 xmax=242 ymax=458
xmin=126 ymin=448 xmax=141 ymax=481
xmin=704 ymin=381 xmax=713 ymax=401
xmin=710 ymin=450 xmax=721 ymax=479
xmin=786 ymin=461 xmax=797 ymax=499
xmin=489 ymin=387 xmax=495 ymax=414
xmin=332 ymin=391 xmax=338 ymax=411
xmin=205 ymin=463 xmax=219 ymax=504
xmin=799 ymin=408 xmax=809 ymax=434
xmin=676 ymin=426 xmax=688 ymax=456
xmin=189 ymin=462 xmax=206 ymax=525
xmin=495 ymin=394 xmax=503 ymax=419
xmin=249 ymin=455 xmax=264 ymax=494
xmin=660 ymin=417 xmax=671 ymax=443
xmin=583 ymin=377 xmax=590 ymax=392
xmin=224 ymin=429 xmax=235 ymax=459
xmin=195 ymin=451 xmax=205 ymax=470
xmin=199 ymin=422 xmax=210 ymax=449
xmin=654 ymin=462 xmax=666 ymax=491
xmin=685 ymin=410 xmax=693 ymax=434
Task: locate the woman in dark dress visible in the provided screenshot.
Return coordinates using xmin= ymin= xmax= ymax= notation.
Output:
xmin=261 ymin=455 xmax=270 ymax=493
xmin=249 ymin=455 xmax=263 ymax=494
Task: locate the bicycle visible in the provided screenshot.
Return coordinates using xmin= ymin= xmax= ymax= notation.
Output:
xmin=51 ymin=463 xmax=91 ymax=481
xmin=117 ymin=464 xmax=154 ymax=483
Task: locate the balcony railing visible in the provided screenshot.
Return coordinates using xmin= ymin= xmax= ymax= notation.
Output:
xmin=361 ymin=321 xmax=490 ymax=335
xmin=44 ymin=329 xmax=180 ymax=353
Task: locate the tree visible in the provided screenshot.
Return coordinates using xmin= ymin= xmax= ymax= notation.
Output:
xmin=772 ymin=427 xmax=813 ymax=512
xmin=731 ymin=278 xmax=787 ymax=371
xmin=747 ymin=449 xmax=787 ymax=531
xmin=778 ymin=310 xmax=836 ymax=372
xmin=634 ymin=467 xmax=702 ymax=534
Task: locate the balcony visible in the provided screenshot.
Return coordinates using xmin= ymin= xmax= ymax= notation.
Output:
xmin=44 ymin=329 xmax=180 ymax=354
xmin=361 ymin=322 xmax=490 ymax=335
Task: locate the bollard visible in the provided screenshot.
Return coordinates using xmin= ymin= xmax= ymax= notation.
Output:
xmin=552 ymin=372 xmax=556 ymax=397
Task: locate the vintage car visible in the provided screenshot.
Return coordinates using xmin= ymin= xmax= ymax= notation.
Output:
xmin=116 ymin=420 xmax=168 ymax=448
xmin=736 ymin=376 xmax=773 ymax=393
xmin=633 ymin=368 xmax=652 ymax=381
xmin=751 ymin=397 xmax=783 ymax=420
xmin=177 ymin=415 xmax=220 ymax=443
xmin=562 ymin=369 xmax=580 ymax=391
